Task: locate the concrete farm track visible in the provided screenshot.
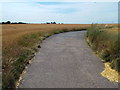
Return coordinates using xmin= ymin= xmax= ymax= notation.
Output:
xmin=19 ymin=31 xmax=118 ymax=88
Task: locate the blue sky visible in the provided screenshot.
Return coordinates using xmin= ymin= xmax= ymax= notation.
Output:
xmin=1 ymin=1 xmax=118 ymax=24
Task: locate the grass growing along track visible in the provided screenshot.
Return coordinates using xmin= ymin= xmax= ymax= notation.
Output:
xmin=86 ymin=24 xmax=120 ymax=82
xmin=2 ymin=24 xmax=90 ymax=89
xmin=2 ymin=24 xmax=118 ymax=89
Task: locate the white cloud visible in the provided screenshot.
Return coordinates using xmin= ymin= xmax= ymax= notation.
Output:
xmin=0 ymin=0 xmax=119 ymax=2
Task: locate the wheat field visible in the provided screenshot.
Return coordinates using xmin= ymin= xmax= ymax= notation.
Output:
xmin=2 ymin=24 xmax=90 ymax=48
xmin=2 ymin=24 xmax=91 ymax=88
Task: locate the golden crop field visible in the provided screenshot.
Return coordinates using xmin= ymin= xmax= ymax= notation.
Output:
xmin=2 ymin=24 xmax=119 ymax=88
xmin=2 ymin=24 xmax=90 ymax=48
xmin=2 ymin=24 xmax=91 ymax=88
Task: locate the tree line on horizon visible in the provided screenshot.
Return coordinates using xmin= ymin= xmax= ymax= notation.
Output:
xmin=0 ymin=21 xmax=64 ymax=24
xmin=0 ymin=21 xmax=27 ymax=24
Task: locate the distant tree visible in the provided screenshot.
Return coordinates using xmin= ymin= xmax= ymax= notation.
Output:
xmin=51 ymin=22 xmax=56 ymax=24
xmin=2 ymin=22 xmax=5 ymax=24
xmin=11 ymin=22 xmax=18 ymax=24
xmin=18 ymin=22 xmax=26 ymax=24
xmin=6 ymin=21 xmax=11 ymax=24
xmin=53 ymin=22 xmax=56 ymax=24
xmin=46 ymin=22 xmax=50 ymax=24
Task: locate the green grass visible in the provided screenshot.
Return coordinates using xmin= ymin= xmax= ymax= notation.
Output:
xmin=86 ymin=24 xmax=120 ymax=72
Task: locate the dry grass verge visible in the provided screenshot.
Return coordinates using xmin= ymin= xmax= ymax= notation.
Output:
xmin=2 ymin=24 xmax=90 ymax=89
xmin=86 ymin=24 xmax=120 ymax=82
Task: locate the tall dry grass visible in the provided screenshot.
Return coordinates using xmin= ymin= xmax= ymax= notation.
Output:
xmin=86 ymin=24 xmax=120 ymax=72
xmin=2 ymin=24 xmax=90 ymax=89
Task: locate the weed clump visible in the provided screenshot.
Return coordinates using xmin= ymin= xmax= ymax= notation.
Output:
xmin=86 ymin=24 xmax=120 ymax=72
